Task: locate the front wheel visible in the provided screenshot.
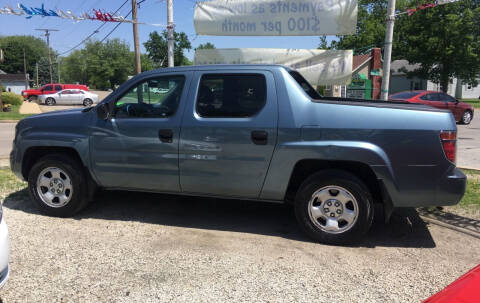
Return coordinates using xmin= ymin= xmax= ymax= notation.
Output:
xmin=27 ymin=95 xmax=37 ymax=102
xmin=461 ymin=110 xmax=473 ymax=125
xmin=45 ymin=97 xmax=56 ymax=106
xmin=28 ymin=154 xmax=89 ymax=217
xmin=294 ymin=170 xmax=374 ymax=244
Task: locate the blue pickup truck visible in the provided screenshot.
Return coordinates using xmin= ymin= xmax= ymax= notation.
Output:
xmin=10 ymin=65 xmax=466 ymax=244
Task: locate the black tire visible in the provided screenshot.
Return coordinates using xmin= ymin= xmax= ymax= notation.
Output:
xmin=294 ymin=169 xmax=374 ymax=245
xmin=28 ymin=154 xmax=89 ymax=217
xmin=83 ymin=98 xmax=93 ymax=107
xmin=45 ymin=97 xmax=56 ymax=106
xmin=27 ymin=95 xmax=37 ymax=102
xmin=461 ymin=110 xmax=473 ymax=125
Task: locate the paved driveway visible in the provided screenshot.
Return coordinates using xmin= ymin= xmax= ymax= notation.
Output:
xmin=457 ymin=116 xmax=480 ymax=169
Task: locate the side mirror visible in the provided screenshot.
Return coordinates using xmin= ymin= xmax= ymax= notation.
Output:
xmin=97 ymin=103 xmax=111 ymax=120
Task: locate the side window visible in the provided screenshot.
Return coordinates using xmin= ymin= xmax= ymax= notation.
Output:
xmin=43 ymin=85 xmax=52 ymax=91
xmin=440 ymin=93 xmax=456 ymax=102
xmin=55 ymin=85 xmax=62 ymax=91
xmin=62 ymin=90 xmax=71 ymax=94
xmin=196 ymin=74 xmax=266 ymax=118
xmin=420 ymin=93 xmax=434 ymax=101
xmin=115 ymin=75 xmax=185 ymax=118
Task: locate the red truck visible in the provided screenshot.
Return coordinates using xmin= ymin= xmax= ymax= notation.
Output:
xmin=22 ymin=83 xmax=88 ymax=102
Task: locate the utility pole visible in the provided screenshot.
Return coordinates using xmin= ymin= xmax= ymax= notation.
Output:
xmin=131 ymin=0 xmax=141 ymax=74
xmin=23 ymin=49 xmax=28 ymax=90
xmin=380 ymin=0 xmax=396 ymax=100
xmin=167 ymin=0 xmax=174 ymax=67
xmin=35 ymin=28 xmax=59 ymax=83
xmin=36 ymin=62 xmax=39 ymax=87
xmin=57 ymin=59 xmax=61 ymax=83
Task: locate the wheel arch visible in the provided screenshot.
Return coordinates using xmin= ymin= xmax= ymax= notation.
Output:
xmin=285 ymin=159 xmax=382 ymax=206
xmin=21 ymin=146 xmax=98 ymax=199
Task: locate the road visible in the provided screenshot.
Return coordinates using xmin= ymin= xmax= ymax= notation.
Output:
xmin=1 ymin=112 xmax=479 ymax=168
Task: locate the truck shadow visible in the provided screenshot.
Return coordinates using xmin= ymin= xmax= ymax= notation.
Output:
xmin=4 ymin=189 xmax=436 ymax=248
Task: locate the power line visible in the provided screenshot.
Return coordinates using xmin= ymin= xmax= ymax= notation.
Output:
xmin=100 ymin=11 xmax=132 ymax=43
xmin=59 ymin=0 xmax=130 ymax=56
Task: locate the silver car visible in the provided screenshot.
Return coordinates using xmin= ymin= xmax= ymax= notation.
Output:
xmin=0 ymin=204 xmax=9 ymax=289
xmin=39 ymin=89 xmax=99 ymax=106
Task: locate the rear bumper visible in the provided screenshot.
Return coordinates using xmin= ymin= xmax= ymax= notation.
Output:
xmin=435 ymin=167 xmax=467 ymax=206
xmin=0 ymin=219 xmax=10 ymax=289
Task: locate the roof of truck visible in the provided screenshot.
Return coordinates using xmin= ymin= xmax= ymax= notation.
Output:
xmin=143 ymin=64 xmax=291 ymax=74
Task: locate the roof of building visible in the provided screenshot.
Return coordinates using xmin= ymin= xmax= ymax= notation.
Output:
xmin=0 ymin=73 xmax=28 ymax=81
xmin=390 ymin=59 xmax=421 ymax=76
xmin=353 ymin=54 xmax=372 ymax=72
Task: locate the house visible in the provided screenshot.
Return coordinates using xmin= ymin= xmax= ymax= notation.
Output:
xmin=389 ymin=60 xmax=480 ymax=99
xmin=323 ymin=48 xmax=383 ymax=99
xmin=0 ymin=69 xmax=29 ymax=95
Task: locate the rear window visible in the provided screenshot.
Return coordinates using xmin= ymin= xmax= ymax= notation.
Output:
xmin=289 ymin=71 xmax=321 ymax=99
xmin=390 ymin=92 xmax=421 ymax=99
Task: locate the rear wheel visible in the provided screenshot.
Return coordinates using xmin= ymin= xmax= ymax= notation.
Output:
xmin=28 ymin=154 xmax=89 ymax=217
xmin=294 ymin=170 xmax=374 ymax=244
xmin=461 ymin=110 xmax=473 ymax=125
xmin=83 ymin=98 xmax=93 ymax=107
xmin=45 ymin=97 xmax=56 ymax=106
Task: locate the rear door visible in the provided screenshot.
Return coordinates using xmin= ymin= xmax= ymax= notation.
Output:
xmin=179 ymin=71 xmax=278 ymax=198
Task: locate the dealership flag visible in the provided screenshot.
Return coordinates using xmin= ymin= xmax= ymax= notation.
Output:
xmin=194 ymin=48 xmax=353 ymax=85
xmin=194 ymin=0 xmax=357 ymax=36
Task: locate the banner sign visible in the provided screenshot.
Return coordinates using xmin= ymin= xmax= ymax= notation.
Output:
xmin=194 ymin=0 xmax=357 ymax=36
xmin=194 ymin=48 xmax=353 ymax=85
xmin=0 ymin=3 xmax=164 ymax=25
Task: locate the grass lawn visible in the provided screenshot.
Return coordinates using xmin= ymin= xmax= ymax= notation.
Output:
xmin=461 ymin=99 xmax=480 ymax=108
xmin=0 ymin=104 xmax=32 ymax=120
xmin=459 ymin=169 xmax=480 ymax=207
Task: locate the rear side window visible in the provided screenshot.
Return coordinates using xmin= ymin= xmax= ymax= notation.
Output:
xmin=196 ymin=74 xmax=266 ymax=118
xmin=55 ymin=85 xmax=62 ymax=91
xmin=420 ymin=93 xmax=435 ymax=101
xmin=390 ymin=91 xmax=421 ymax=99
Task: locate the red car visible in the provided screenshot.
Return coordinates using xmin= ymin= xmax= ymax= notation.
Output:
xmin=22 ymin=83 xmax=89 ymax=102
xmin=389 ymin=90 xmax=474 ymax=125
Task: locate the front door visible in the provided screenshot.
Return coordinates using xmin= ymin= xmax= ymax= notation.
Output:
xmin=179 ymin=71 xmax=278 ymax=198
xmin=419 ymin=93 xmax=448 ymax=110
xmin=441 ymin=93 xmax=463 ymax=121
xmin=90 ymin=72 xmax=191 ymax=192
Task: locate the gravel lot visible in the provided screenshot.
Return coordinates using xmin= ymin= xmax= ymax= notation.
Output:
xmin=1 ymin=188 xmax=479 ymax=302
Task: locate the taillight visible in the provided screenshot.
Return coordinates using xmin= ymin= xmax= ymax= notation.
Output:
xmin=440 ymin=131 xmax=456 ymax=163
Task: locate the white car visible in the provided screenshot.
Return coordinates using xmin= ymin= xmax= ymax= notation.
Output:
xmin=0 ymin=204 xmax=9 ymax=289
xmin=39 ymin=89 xmax=99 ymax=106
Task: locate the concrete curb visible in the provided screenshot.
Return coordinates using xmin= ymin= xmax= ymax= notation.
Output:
xmin=0 ymin=120 xmax=19 ymax=123
xmin=420 ymin=215 xmax=480 ymax=239
xmin=458 ymin=166 xmax=480 ymax=171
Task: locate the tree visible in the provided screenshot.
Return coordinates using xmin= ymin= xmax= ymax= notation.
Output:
xmin=0 ymin=35 xmax=51 ymax=81
xmin=396 ymin=0 xmax=480 ymax=92
xmin=37 ymin=57 xmax=58 ymax=85
xmin=318 ymin=36 xmax=331 ymax=50
xmin=144 ymin=30 xmax=192 ymax=67
xmin=195 ymin=42 xmax=216 ymax=50
xmin=60 ymin=39 xmax=135 ymax=90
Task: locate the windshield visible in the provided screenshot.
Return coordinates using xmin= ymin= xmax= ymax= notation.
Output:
xmin=289 ymin=71 xmax=321 ymax=99
xmin=390 ymin=91 xmax=421 ymax=99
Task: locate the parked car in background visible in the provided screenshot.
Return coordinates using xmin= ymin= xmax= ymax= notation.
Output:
xmin=21 ymin=83 xmax=89 ymax=102
xmin=39 ymin=89 xmax=99 ymax=106
xmin=0 ymin=203 xmax=10 ymax=289
xmin=10 ymin=65 xmax=466 ymax=244
xmin=389 ymin=90 xmax=474 ymax=124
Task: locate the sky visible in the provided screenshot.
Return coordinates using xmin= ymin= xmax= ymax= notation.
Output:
xmin=0 ymin=0 xmax=334 ymax=60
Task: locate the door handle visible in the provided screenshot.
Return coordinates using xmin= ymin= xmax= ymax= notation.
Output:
xmin=158 ymin=129 xmax=173 ymax=143
xmin=251 ymin=130 xmax=268 ymax=145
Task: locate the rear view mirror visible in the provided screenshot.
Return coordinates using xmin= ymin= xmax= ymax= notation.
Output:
xmin=97 ymin=103 xmax=111 ymax=120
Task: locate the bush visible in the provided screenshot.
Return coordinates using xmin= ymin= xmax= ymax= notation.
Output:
xmin=1 ymin=92 xmax=23 ymax=105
